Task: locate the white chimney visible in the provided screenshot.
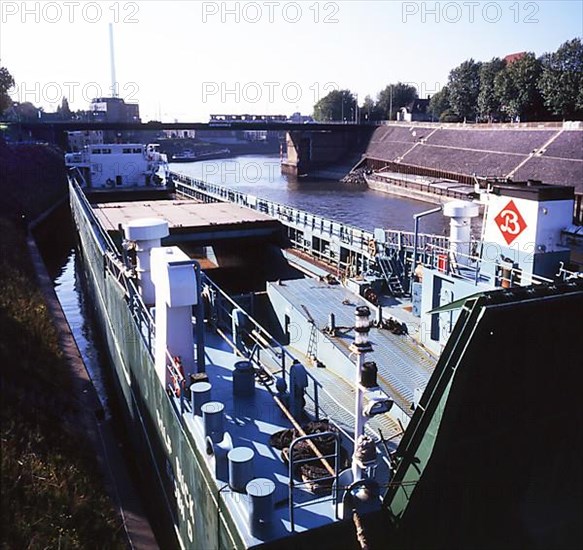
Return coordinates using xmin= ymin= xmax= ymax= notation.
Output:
xmin=443 ymin=200 xmax=480 ymax=266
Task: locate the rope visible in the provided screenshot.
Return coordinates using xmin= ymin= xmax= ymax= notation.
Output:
xmin=270 ymin=394 xmax=336 ymax=478
xmin=216 ymin=324 xmax=375 ymax=549
xmin=353 ymin=511 xmax=369 ymax=550
xmin=215 ymin=327 xmax=336 ymax=478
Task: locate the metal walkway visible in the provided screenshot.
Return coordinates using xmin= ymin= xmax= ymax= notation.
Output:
xmin=269 ymin=278 xmax=436 ymax=416
xmin=291 ymin=346 xmax=403 ymax=448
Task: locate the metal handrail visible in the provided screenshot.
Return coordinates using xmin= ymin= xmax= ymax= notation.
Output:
xmin=421 ymin=242 xmax=555 ymax=286
xmin=172 ymin=172 xmax=458 ymax=254
xmin=173 ymin=174 xmax=375 ymax=248
xmin=288 ymin=431 xmax=341 ymax=532
xmin=69 ymin=175 xmax=120 ymax=257
xmin=202 ymin=274 xmax=293 ymax=366
xmin=199 ymin=275 xmax=366 ymax=438
xmin=70 ymin=176 xmax=158 ymax=353
xmin=202 ymin=275 xmax=328 ymax=413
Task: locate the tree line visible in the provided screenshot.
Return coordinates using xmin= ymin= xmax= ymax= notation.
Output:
xmin=312 ymin=38 xmax=583 ymax=123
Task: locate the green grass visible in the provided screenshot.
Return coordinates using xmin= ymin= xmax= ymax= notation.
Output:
xmin=0 ymin=142 xmax=126 ymax=549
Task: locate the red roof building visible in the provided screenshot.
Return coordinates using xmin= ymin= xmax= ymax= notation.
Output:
xmin=504 ymin=52 xmax=526 ymax=64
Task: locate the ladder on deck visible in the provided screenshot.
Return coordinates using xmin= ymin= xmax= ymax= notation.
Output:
xmin=378 ymin=256 xmax=406 ymax=297
xmin=301 ymin=305 xmax=318 ymax=361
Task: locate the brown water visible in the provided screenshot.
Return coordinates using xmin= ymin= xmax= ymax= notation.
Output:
xmin=171 ymin=154 xmax=452 ymax=235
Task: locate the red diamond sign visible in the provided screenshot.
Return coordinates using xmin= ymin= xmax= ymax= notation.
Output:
xmin=494 ymin=200 xmax=527 ymax=245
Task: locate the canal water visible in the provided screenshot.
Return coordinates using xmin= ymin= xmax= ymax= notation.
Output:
xmin=37 ymin=208 xmax=113 ymax=417
xmin=170 ymin=154 xmax=451 ymax=234
xmin=54 ymin=250 xmax=113 ymax=417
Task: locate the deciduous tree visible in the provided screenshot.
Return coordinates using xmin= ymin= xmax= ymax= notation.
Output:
xmin=495 ymin=53 xmax=543 ymax=120
xmin=429 ymin=86 xmax=451 ymax=121
xmin=0 ymin=67 xmax=15 ymax=115
xmin=447 ymin=59 xmax=482 ymax=121
xmin=539 ymin=38 xmax=583 ymax=119
xmin=360 ymin=95 xmax=377 ymax=122
xmin=478 ymin=58 xmax=506 ymax=121
xmin=57 ymin=97 xmax=72 ymax=120
xmin=313 ymin=89 xmax=357 ymax=122
xmin=376 ymin=83 xmax=417 ymax=120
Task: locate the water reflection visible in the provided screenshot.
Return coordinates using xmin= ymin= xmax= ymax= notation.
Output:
xmin=53 ymin=249 xmax=111 ymax=418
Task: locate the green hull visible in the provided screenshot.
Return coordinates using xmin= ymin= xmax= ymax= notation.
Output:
xmin=70 ymin=181 xmax=244 ymax=549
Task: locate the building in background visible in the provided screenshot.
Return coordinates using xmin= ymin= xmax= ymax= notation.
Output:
xmin=89 ymin=97 xmax=140 ymax=124
xmin=397 ymin=98 xmax=432 ymax=122
xmin=67 ymin=130 xmax=104 ymax=151
xmin=88 ymin=97 xmax=141 ymax=142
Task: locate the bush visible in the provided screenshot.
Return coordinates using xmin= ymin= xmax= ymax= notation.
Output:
xmin=440 ymin=109 xmax=462 ymax=123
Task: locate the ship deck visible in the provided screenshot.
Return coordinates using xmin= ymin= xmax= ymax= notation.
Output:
xmin=177 ymin=330 xmax=358 ymax=545
xmin=267 ymin=278 xmax=437 ymax=417
xmin=169 ymin=274 xmax=435 ymax=544
xmin=165 ymin=275 xmax=415 ymax=545
xmin=92 ymin=199 xmax=283 ymax=243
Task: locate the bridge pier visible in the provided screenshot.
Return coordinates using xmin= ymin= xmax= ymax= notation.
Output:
xmin=282 ymin=128 xmax=373 ymax=177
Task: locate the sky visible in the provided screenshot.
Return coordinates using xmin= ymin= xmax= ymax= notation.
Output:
xmin=1 ymin=1 xmax=581 ymax=121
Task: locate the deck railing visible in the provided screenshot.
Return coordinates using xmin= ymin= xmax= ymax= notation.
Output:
xmin=172 ymin=171 xmax=453 ymax=255
xmin=172 ymin=171 xmax=457 ymax=281
xmin=72 ymin=175 xmax=358 ymax=442
xmin=172 ymin=171 xmax=375 ymax=251
xmin=69 ymin=174 xmax=366 ymax=532
xmin=201 ymin=274 xmax=357 ymax=444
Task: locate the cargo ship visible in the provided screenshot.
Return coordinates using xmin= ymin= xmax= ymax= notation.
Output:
xmin=66 ymin=146 xmax=583 ymax=548
xmin=171 ymin=148 xmax=231 ymax=162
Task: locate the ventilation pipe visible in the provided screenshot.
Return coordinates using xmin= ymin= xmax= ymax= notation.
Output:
xmin=151 ymin=246 xmax=198 ymax=383
xmin=410 ymin=206 xmax=442 ymax=293
xmin=443 ymin=201 xmax=480 ymax=266
xmin=123 ymin=219 xmax=169 ymax=305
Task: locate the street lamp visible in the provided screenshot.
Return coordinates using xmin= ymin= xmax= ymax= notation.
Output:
xmin=350 ymin=306 xmax=373 ymax=482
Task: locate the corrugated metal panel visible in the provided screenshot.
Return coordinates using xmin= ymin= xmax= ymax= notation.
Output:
xmin=271 ymin=279 xmax=436 ymax=414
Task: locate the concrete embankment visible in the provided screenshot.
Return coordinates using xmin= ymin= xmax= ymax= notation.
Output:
xmin=0 ymin=139 xmax=156 ymax=548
